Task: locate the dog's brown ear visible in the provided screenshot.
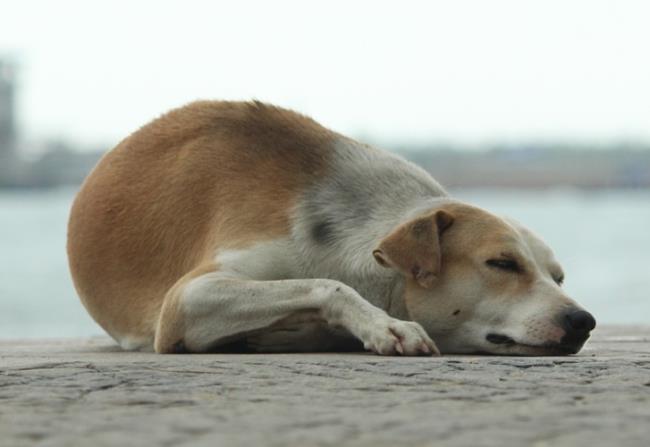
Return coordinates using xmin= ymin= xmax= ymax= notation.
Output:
xmin=373 ymin=210 xmax=454 ymax=288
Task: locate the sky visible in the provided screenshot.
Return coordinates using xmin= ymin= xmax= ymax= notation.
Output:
xmin=2 ymin=0 xmax=650 ymax=151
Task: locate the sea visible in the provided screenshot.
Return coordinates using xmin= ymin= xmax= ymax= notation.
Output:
xmin=0 ymin=187 xmax=648 ymax=339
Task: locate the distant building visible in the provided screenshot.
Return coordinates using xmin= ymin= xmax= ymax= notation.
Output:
xmin=0 ymin=58 xmax=19 ymax=186
xmin=0 ymin=59 xmax=16 ymax=161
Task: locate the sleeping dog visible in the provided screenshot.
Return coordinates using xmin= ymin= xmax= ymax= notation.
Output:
xmin=67 ymin=101 xmax=596 ymax=355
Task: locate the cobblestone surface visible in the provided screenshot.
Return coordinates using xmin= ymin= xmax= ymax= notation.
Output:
xmin=1 ymin=326 xmax=649 ymax=447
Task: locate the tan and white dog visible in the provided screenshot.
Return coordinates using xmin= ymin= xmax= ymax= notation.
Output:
xmin=67 ymin=101 xmax=596 ymax=356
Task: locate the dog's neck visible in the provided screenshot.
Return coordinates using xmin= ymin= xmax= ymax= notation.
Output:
xmin=303 ymin=196 xmax=455 ymax=319
xmin=385 ymin=277 xmax=410 ymax=320
xmin=293 ymin=139 xmax=455 ymax=316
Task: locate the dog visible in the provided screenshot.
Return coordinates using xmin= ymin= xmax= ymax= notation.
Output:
xmin=67 ymin=101 xmax=596 ymax=356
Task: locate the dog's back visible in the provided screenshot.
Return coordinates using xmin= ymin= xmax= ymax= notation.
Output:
xmin=67 ymin=101 xmax=336 ymax=344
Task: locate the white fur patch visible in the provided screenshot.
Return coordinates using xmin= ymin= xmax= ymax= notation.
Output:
xmin=214 ymin=239 xmax=297 ymax=281
xmin=118 ymin=335 xmax=154 ymax=352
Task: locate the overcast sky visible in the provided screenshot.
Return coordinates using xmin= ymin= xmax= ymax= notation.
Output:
xmin=2 ymin=0 xmax=650 ymax=150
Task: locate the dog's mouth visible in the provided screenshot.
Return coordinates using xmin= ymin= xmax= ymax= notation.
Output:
xmin=486 ymin=333 xmax=517 ymax=345
xmin=485 ymin=333 xmax=580 ymax=355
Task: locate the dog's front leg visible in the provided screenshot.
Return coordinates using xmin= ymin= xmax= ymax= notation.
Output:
xmin=154 ymin=267 xmax=437 ymax=355
xmin=245 ymin=319 xmax=362 ymax=353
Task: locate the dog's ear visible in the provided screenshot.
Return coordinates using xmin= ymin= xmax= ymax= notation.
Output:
xmin=373 ymin=210 xmax=454 ymax=288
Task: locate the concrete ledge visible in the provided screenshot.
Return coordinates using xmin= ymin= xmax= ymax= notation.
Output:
xmin=1 ymin=326 xmax=649 ymax=446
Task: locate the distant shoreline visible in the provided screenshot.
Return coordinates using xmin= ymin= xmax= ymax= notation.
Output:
xmin=3 ymin=145 xmax=650 ymax=189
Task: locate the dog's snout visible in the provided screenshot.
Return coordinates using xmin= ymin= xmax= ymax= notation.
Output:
xmin=565 ymin=310 xmax=596 ymax=333
xmin=558 ymin=309 xmax=596 ymax=353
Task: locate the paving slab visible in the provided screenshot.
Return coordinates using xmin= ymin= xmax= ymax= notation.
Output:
xmin=0 ymin=325 xmax=649 ymax=447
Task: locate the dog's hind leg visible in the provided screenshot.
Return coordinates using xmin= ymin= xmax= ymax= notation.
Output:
xmin=153 ymin=265 xmax=437 ymax=355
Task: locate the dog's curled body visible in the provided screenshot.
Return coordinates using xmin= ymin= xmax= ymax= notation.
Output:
xmin=68 ymin=100 xmax=595 ymax=355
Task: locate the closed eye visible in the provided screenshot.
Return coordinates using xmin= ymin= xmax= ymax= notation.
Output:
xmin=486 ymin=259 xmax=521 ymax=272
xmin=554 ymin=275 xmax=564 ymax=286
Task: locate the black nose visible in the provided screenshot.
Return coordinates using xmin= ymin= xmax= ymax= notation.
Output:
xmin=558 ymin=309 xmax=596 ymax=353
xmin=565 ymin=310 xmax=596 ymax=332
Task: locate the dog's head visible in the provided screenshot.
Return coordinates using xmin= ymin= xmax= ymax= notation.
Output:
xmin=373 ymin=201 xmax=595 ymax=355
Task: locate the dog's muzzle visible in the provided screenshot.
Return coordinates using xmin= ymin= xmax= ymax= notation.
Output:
xmin=485 ymin=308 xmax=596 ymax=355
xmin=559 ymin=309 xmax=596 ymax=352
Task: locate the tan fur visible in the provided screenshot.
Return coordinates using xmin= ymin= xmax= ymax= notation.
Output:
xmin=373 ymin=210 xmax=454 ymax=288
xmin=395 ymin=201 xmax=576 ymax=354
xmin=67 ymin=101 xmax=335 ymax=343
xmin=403 ymin=202 xmax=538 ymax=307
xmin=439 ymin=203 xmax=537 ymax=295
xmin=154 ymin=262 xmax=218 ymax=353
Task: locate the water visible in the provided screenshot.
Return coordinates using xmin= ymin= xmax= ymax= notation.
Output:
xmin=1 ymin=188 xmax=648 ymax=339
xmin=0 ymin=188 xmax=101 ymax=338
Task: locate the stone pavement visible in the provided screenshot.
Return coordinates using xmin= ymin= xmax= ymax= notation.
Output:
xmin=0 ymin=326 xmax=648 ymax=447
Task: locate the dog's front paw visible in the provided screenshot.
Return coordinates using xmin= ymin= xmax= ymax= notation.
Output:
xmin=362 ymin=318 xmax=439 ymax=356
